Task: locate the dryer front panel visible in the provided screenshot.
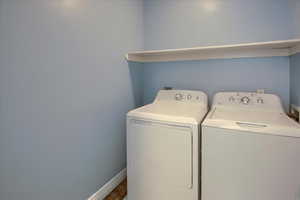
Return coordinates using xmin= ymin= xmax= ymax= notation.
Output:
xmin=127 ymin=119 xmax=198 ymax=200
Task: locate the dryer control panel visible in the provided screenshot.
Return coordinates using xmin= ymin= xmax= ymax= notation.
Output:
xmin=155 ymin=89 xmax=208 ymax=105
xmin=212 ymin=92 xmax=284 ymax=112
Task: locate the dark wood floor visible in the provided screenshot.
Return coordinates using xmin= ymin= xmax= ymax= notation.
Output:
xmin=104 ymin=179 xmax=127 ymax=200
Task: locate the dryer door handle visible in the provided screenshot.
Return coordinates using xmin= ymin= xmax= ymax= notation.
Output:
xmin=236 ymin=122 xmax=267 ymax=129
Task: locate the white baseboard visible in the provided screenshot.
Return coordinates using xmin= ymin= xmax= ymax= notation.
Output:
xmin=87 ymin=168 xmax=127 ymax=200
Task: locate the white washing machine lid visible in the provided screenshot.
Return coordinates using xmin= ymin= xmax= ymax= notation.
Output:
xmin=203 ymin=107 xmax=300 ymax=138
xmin=128 ymin=101 xmax=208 ymax=124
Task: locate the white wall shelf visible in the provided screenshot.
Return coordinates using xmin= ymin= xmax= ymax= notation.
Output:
xmin=126 ymin=39 xmax=300 ymax=63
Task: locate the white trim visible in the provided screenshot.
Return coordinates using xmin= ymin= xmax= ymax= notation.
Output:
xmin=126 ymin=39 xmax=300 ymax=63
xmin=87 ymin=168 xmax=127 ymax=200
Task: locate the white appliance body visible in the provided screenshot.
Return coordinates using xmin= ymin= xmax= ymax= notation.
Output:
xmin=202 ymin=92 xmax=300 ymax=200
xmin=127 ymin=90 xmax=208 ymax=200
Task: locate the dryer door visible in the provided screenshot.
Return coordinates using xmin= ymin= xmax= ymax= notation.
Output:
xmin=127 ymin=119 xmax=194 ymax=200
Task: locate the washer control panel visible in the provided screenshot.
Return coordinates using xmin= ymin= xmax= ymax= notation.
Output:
xmin=155 ymin=89 xmax=208 ymax=104
xmin=213 ymin=92 xmax=284 ymax=112
xmin=174 ymin=93 xmax=199 ymax=101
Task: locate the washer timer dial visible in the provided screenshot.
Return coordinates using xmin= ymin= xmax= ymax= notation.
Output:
xmin=241 ymin=96 xmax=250 ymax=104
xmin=175 ymin=93 xmax=183 ymax=101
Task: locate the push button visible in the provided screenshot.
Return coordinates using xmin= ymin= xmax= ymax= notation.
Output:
xmin=175 ymin=93 xmax=183 ymax=101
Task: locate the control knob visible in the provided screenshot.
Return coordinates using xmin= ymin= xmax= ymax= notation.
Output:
xmin=175 ymin=93 xmax=183 ymax=101
xmin=257 ymin=97 xmax=264 ymax=104
xmin=241 ymin=96 xmax=250 ymax=105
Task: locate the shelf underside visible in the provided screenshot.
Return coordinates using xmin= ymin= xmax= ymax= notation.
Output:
xmin=126 ymin=39 xmax=300 ymax=63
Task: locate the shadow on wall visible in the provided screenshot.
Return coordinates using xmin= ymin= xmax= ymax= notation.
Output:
xmin=128 ymin=62 xmax=144 ymax=108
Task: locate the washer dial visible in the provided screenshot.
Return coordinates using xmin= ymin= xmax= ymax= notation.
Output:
xmin=241 ymin=96 xmax=250 ymax=104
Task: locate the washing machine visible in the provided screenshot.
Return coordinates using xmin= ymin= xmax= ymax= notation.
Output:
xmin=127 ymin=90 xmax=208 ymax=200
xmin=202 ymin=92 xmax=300 ymax=200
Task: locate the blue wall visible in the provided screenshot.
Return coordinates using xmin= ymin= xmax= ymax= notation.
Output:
xmin=142 ymin=0 xmax=293 ymax=111
xmin=289 ymin=0 xmax=300 ymax=37
xmin=143 ymin=57 xmax=290 ymax=110
xmin=0 ymin=0 xmax=143 ymax=200
xmin=290 ymin=53 xmax=300 ymax=107
xmin=144 ymin=0 xmax=294 ymax=50
xmin=289 ymin=0 xmax=300 ymax=108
